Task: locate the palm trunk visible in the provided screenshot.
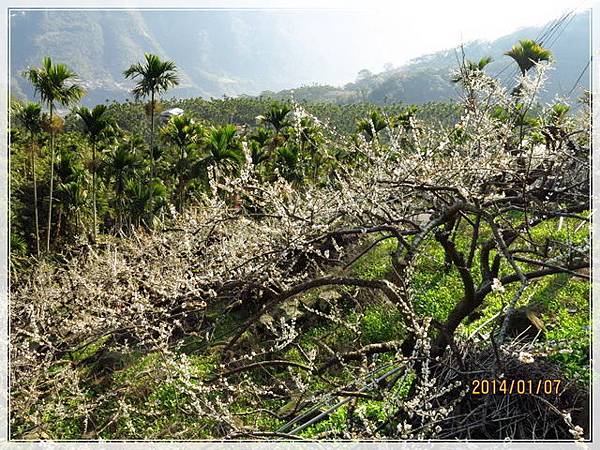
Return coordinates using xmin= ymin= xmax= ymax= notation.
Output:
xmin=148 ymin=91 xmax=156 ymax=219
xmin=55 ymin=208 xmax=62 ymax=242
xmin=178 ymin=145 xmax=185 ymax=211
xmin=31 ymin=137 xmax=40 ymax=257
xmin=92 ymin=142 xmax=97 ymax=243
xmin=116 ymin=188 xmax=123 ymax=234
xmin=150 ymin=90 xmax=156 ymax=178
xmin=46 ymin=103 xmax=55 ymax=253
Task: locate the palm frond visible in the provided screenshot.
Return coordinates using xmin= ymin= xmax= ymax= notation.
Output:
xmin=22 ymin=56 xmax=85 ymax=108
xmin=505 ymin=40 xmax=552 ymax=75
xmin=123 ymin=53 xmax=180 ymax=100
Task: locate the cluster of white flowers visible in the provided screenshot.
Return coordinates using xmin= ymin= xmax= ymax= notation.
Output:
xmin=491 ymin=278 xmax=506 ymax=294
xmin=9 ymin=60 xmax=589 ymax=440
xmin=518 ymin=351 xmax=535 ymax=364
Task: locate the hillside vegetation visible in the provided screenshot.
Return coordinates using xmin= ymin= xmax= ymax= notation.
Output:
xmin=268 ymin=12 xmax=590 ymax=105
xmin=10 ymin=10 xmax=590 ymax=105
xmin=9 ymin=43 xmax=590 ymax=441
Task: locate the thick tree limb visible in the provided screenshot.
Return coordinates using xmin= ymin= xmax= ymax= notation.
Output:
xmin=224 ymin=277 xmax=408 ymax=352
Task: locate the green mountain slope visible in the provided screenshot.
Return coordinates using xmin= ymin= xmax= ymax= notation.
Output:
xmin=379 ymin=11 xmax=589 ymax=103
xmin=271 ymin=12 xmax=590 ymax=105
xmin=10 ymin=9 xmax=590 ymax=106
xmin=10 ymin=10 xmax=172 ymax=104
xmin=10 ymin=9 xmax=382 ymax=105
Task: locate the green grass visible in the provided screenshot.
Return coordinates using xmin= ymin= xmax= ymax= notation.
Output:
xmin=535 ymin=274 xmax=590 ymax=382
xmin=300 ymin=404 xmax=348 ymax=438
xmin=411 ymin=237 xmax=471 ymax=321
xmin=31 ymin=213 xmax=590 ymax=439
xmin=459 ymin=216 xmax=590 ymax=381
xmin=298 ymin=371 xmax=415 ymax=438
xmin=351 ymin=237 xmax=397 ymax=280
xmin=359 ymin=305 xmax=404 ymax=344
xmin=69 ymin=334 xmax=110 ymax=362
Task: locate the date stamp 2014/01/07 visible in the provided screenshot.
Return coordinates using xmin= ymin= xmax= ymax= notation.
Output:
xmin=471 ymin=379 xmax=562 ymax=395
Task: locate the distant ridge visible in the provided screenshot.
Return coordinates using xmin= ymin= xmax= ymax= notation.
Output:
xmin=266 ymin=12 xmax=590 ymax=105
xmin=10 ymin=9 xmax=590 ymax=106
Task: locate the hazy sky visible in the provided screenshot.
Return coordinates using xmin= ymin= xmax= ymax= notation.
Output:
xmin=333 ymin=0 xmax=589 ymax=71
xmin=177 ymin=0 xmax=590 ymax=78
xmin=9 ymin=0 xmax=591 ymax=92
xmin=373 ymin=0 xmax=587 ymax=42
xmin=18 ymin=0 xmax=586 ymax=65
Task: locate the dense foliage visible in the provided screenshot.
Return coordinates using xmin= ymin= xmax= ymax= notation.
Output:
xmin=9 ymin=49 xmax=590 ymax=441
